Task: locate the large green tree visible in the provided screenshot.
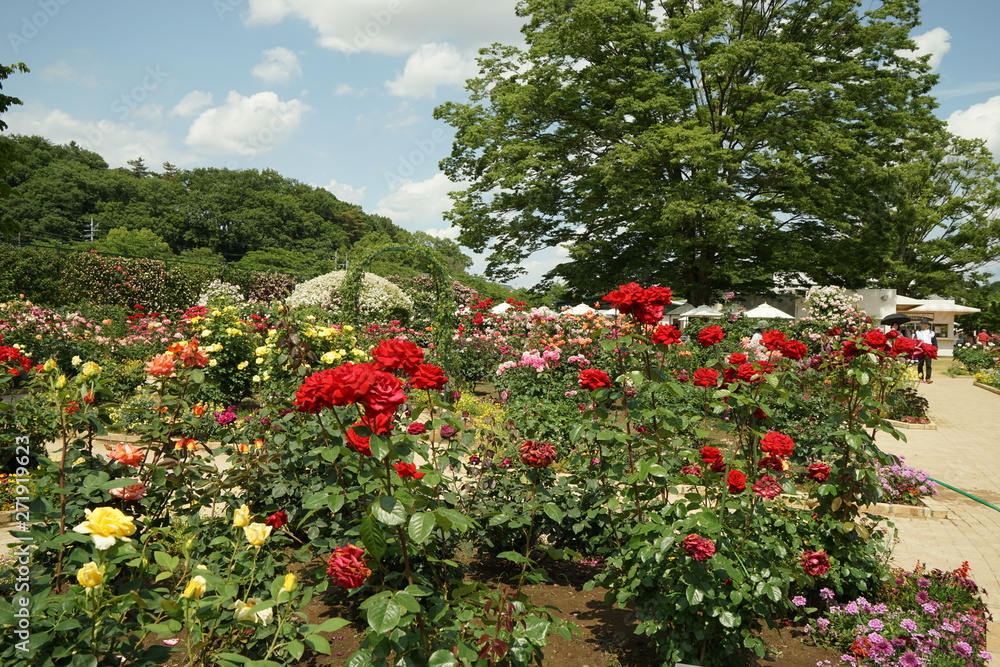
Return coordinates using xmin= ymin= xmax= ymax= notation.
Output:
xmin=436 ymin=0 xmax=943 ymax=303
xmin=0 ymin=61 xmax=29 ymax=235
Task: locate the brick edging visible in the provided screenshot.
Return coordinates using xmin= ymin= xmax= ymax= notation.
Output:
xmin=973 ymin=382 xmax=1000 ymax=396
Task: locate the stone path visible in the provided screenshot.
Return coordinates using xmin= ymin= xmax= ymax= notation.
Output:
xmin=876 ymin=371 xmax=1000 ymax=657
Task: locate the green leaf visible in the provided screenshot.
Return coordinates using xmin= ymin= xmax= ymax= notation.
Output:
xmin=285 ymin=641 xmax=305 ymax=661
xmin=312 ymin=617 xmax=350 ymax=633
xmin=302 ymin=491 xmax=332 ymax=510
xmin=304 ymin=634 xmax=331 ymax=655
xmin=369 ymin=434 xmax=390 ymax=460
xmin=542 ymin=502 xmax=564 ymax=523
xmin=360 ymin=515 xmax=387 ymax=561
xmin=719 ymin=611 xmax=739 ymax=628
xmin=408 ymin=511 xmax=435 ymax=544
xmin=345 ymin=650 xmax=374 ymax=667
xmin=428 ymin=649 xmax=457 ymax=667
xmin=435 ymin=508 xmax=472 ymax=532
xmin=685 ymin=585 xmax=704 ymax=606
xmin=365 ymin=595 xmax=403 ymax=634
xmin=373 ymin=495 xmax=407 ymax=526
xmin=189 ymin=368 xmax=205 ymax=384
xmin=153 ymin=551 xmax=179 ymax=572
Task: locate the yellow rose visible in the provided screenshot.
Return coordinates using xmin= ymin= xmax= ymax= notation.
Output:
xmin=232 ymin=505 xmax=251 ymax=527
xmin=76 ymin=561 xmax=104 ymax=589
xmin=255 ymin=346 xmax=270 ymax=356
xmin=182 ymin=575 xmax=208 ymax=599
xmin=43 ymin=358 xmax=57 ymax=372
xmin=237 ymin=361 xmax=249 ymax=370
xmin=244 ymin=522 xmax=272 ymax=547
xmin=73 ymin=507 xmax=136 ymax=550
xmin=56 ymin=374 xmax=67 ymax=389
xmin=81 ymin=361 xmax=101 ymax=377
xmin=282 ymin=573 xmax=298 ymax=592
xmin=209 ymin=359 xmax=218 ymax=367
xmin=71 ymin=356 xmax=82 ymax=367
xmin=201 ymin=329 xmax=212 ymax=337
xmin=232 ymin=597 xmax=273 ymax=625
xmin=252 ymin=375 xmax=261 ymax=383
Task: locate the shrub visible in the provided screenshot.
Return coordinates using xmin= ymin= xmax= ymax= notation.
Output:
xmin=285 ymin=270 xmax=413 ymax=322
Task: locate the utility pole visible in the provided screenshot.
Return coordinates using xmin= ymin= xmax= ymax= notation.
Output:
xmin=86 ymin=217 xmax=97 ymax=242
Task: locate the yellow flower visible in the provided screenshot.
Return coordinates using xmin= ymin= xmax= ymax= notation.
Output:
xmin=81 ymin=361 xmax=101 ymax=377
xmin=43 ymin=358 xmax=58 ymax=372
xmin=237 ymin=361 xmax=249 ymax=370
xmin=73 ymin=507 xmax=136 ymax=550
xmin=209 ymin=359 xmax=218 ymax=367
xmin=76 ymin=561 xmax=104 ymax=589
xmin=225 ymin=327 xmax=242 ymax=336
xmin=56 ymin=374 xmax=67 ymax=388
xmin=252 ymin=375 xmax=262 ymax=383
xmin=231 ymin=597 xmax=273 ymax=625
xmin=282 ymin=573 xmax=298 ymax=592
xmin=261 ymin=372 xmax=270 ymax=381
xmin=233 ymin=504 xmax=251 ymax=527
xmin=182 ymin=575 xmax=208 ymax=599
xmin=211 ymin=310 xmax=221 ymax=317
xmin=244 ymin=522 xmax=272 ymax=547
xmin=201 ymin=328 xmax=212 ymax=337
xmin=255 ymin=346 xmax=270 ymax=356
xmin=256 ymin=357 xmax=265 ymax=364
xmin=71 ymin=355 xmax=82 ymax=367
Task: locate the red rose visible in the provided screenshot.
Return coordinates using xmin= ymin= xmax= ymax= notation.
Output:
xmin=692 ymin=368 xmax=719 ymax=388
xmin=697 ymin=325 xmax=725 ymax=347
xmin=886 ymin=329 xmax=900 ymax=339
xmin=757 ymin=455 xmax=784 ymax=472
xmin=752 ymin=474 xmax=782 ymax=499
xmin=393 ymin=462 xmax=425 ymax=479
xmin=727 ymin=469 xmax=746 ymax=493
xmin=915 ymin=342 xmax=938 ymax=360
xmin=345 ymin=425 xmax=373 ymax=456
xmin=579 ymin=368 xmax=613 ymax=390
xmin=863 ymin=330 xmax=888 ymax=350
xmin=361 ymin=370 xmax=407 ymax=419
xmin=681 ymin=534 xmax=716 ymax=561
xmin=294 ymin=363 xmax=378 ymax=412
xmin=801 ymin=549 xmax=831 ymax=576
xmin=680 ymin=464 xmax=702 ymax=478
xmin=699 ymin=446 xmax=723 ymax=464
xmin=265 ymin=511 xmax=288 ymax=529
xmin=736 ymin=362 xmax=762 ymax=383
xmin=760 ymin=431 xmax=794 ymax=457
xmin=891 ymin=336 xmax=917 ymax=355
xmin=827 ymin=327 xmax=842 ymax=337
xmin=778 ymin=339 xmax=808 ymax=360
xmin=372 ymin=338 xmax=425 ymax=375
xmin=761 ymin=330 xmax=785 ymax=350
xmin=520 ymin=440 xmax=557 ymax=468
xmin=410 ymin=363 xmax=448 ymax=390
xmin=326 ymin=545 xmax=372 ymax=589
xmin=727 ymin=353 xmax=747 ymax=365
xmin=407 ymin=422 xmax=427 ymax=435
xmin=807 ymin=463 xmax=831 ymax=483
xmin=652 ymin=324 xmax=682 ymax=345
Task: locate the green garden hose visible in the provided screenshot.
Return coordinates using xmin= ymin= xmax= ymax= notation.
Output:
xmin=929 ymin=478 xmax=1000 ymax=513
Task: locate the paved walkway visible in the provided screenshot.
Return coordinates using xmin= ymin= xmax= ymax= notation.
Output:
xmin=876 ymin=371 xmax=1000 ymax=656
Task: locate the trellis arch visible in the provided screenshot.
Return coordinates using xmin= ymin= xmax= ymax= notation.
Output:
xmin=341 ymin=246 xmax=456 ymax=371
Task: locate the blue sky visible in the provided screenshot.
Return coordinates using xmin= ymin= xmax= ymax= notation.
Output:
xmin=2 ymin=0 xmax=999 ymax=287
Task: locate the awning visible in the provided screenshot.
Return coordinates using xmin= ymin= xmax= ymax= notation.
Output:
xmin=742 ymin=303 xmax=795 ymax=319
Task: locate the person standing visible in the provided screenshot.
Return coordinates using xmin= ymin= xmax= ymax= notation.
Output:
xmin=914 ymin=322 xmax=937 ymax=383
xmin=978 ymin=330 xmax=990 ymax=345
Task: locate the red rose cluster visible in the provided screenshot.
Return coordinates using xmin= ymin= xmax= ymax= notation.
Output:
xmin=326 ymin=544 xmax=372 ymax=589
xmin=0 ymin=339 xmax=33 ymax=377
xmin=760 ymin=329 xmax=808 ymax=360
xmin=807 ymin=462 xmax=831 ymax=483
xmin=520 ymin=440 xmax=557 ymax=468
xmin=602 ymin=282 xmax=673 ymax=325
xmin=840 ymin=329 xmax=936 ymax=362
xmin=692 ymin=368 xmax=719 ymax=388
xmin=697 ymin=325 xmax=725 ymax=347
xmin=651 ymin=324 xmax=682 ymax=345
xmin=681 ymin=534 xmax=716 ymax=561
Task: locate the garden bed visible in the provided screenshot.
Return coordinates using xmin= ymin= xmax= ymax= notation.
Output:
xmin=886 ymin=417 xmax=937 ymax=430
xmin=974 ymin=381 xmax=1000 ymax=396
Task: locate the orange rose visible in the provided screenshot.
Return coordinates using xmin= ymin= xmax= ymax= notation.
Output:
xmin=146 ymin=353 xmax=176 ymax=377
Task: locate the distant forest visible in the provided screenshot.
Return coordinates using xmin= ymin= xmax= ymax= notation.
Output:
xmin=0 ymin=135 xmax=475 ymax=281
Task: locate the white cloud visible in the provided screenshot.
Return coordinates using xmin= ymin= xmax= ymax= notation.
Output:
xmin=384 ymin=101 xmax=421 ymax=130
xmin=171 ymin=91 xmax=214 ymax=117
xmin=323 ymin=179 xmax=367 ymax=204
xmin=947 ymin=96 xmax=1000 ymax=157
xmin=425 ymin=225 xmax=460 ymax=240
xmin=374 ymin=172 xmax=454 ymax=226
xmin=385 ymin=42 xmax=476 ymax=98
xmin=334 ymin=83 xmax=371 ymax=97
xmin=3 ymin=104 xmax=178 ymax=168
xmin=901 ymin=27 xmax=951 ymax=70
xmin=244 ymin=0 xmax=522 ymax=55
xmin=251 ymin=47 xmax=303 ymax=84
xmin=39 ymin=59 xmax=101 ymax=87
xmin=183 ymin=91 xmax=310 ymax=157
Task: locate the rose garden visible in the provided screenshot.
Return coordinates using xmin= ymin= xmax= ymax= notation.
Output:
xmin=0 ymin=268 xmax=994 ymax=667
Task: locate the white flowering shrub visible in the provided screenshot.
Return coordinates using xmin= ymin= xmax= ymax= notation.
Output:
xmin=197 ymin=280 xmax=247 ymax=308
xmin=285 ymin=270 xmax=413 ymax=321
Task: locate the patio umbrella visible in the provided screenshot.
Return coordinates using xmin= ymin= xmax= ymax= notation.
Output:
xmin=880 ymin=313 xmax=912 ymax=326
xmin=743 ymin=303 xmax=795 ymax=319
xmin=685 ymin=305 xmax=723 ymax=318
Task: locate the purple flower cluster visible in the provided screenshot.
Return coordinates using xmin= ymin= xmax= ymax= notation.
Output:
xmin=875 ymin=455 xmax=938 ymax=505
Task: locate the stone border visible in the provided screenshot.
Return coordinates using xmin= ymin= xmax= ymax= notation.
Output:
xmin=974 ymin=382 xmax=1000 ymax=397
xmin=863 ymin=495 xmax=949 ymax=519
xmin=886 ymin=418 xmax=937 ymax=431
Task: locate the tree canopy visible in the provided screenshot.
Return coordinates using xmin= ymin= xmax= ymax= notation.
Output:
xmin=435 ymin=0 xmax=979 ymax=303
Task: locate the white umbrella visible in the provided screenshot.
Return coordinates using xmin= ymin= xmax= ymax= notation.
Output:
xmin=743 ymin=303 xmax=795 ymax=319
xmin=667 ymin=303 xmax=697 ymax=316
xmin=685 ymin=305 xmax=723 ymax=318
xmin=565 ymin=303 xmax=596 ymax=315
xmin=490 ymin=302 xmax=514 ymax=314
